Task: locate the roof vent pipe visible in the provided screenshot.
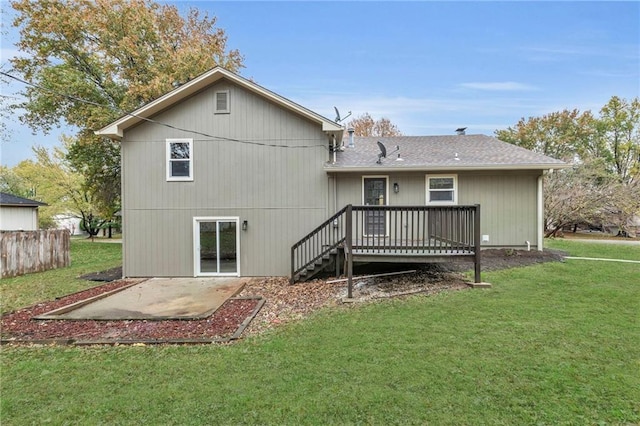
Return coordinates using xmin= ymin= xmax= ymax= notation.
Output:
xmin=455 ymin=127 xmax=467 ymax=136
xmin=347 ymin=127 xmax=355 ymax=148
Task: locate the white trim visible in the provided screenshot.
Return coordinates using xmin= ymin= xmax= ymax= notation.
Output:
xmin=166 ymin=138 xmax=193 ymax=181
xmin=214 ymin=90 xmax=230 ymax=114
xmin=325 ymin=164 xmax=570 ymax=173
xmin=362 ymin=175 xmax=389 ymax=236
xmin=193 ymin=217 xmax=240 ymax=277
xmin=361 ymin=175 xmax=389 ymax=206
xmin=537 ymin=173 xmax=544 ymax=251
xmin=425 ymin=174 xmax=458 ymax=205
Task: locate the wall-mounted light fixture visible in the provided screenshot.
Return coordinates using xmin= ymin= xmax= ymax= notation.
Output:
xmin=242 ymin=220 xmax=248 ymax=231
xmin=393 ymin=182 xmax=400 ymax=193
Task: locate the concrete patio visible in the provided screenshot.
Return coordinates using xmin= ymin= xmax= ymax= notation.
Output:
xmin=36 ymin=277 xmax=249 ymax=320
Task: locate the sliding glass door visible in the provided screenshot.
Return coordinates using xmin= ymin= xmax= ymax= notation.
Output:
xmin=194 ymin=217 xmax=239 ymax=276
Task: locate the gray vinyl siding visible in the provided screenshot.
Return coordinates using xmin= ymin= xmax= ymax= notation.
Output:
xmin=331 ymin=170 xmax=541 ymax=248
xmin=121 ymin=79 xmax=331 ymax=277
xmin=458 ymin=171 xmax=539 ymax=248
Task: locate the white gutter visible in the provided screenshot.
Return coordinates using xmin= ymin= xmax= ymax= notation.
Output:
xmin=324 ymin=164 xmax=570 ymax=173
xmin=537 ymin=172 xmax=545 ymax=251
xmin=332 ymin=134 xmax=336 ymax=164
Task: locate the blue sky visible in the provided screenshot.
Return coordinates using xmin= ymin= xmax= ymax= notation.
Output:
xmin=1 ymin=1 xmax=639 ymax=167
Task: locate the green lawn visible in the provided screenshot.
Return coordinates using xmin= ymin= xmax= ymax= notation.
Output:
xmin=1 ymin=239 xmax=639 ymax=425
xmin=546 ymin=237 xmax=640 ymax=260
xmin=1 ymin=238 xmax=122 ymax=314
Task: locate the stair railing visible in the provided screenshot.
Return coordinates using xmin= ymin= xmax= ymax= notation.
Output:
xmin=290 ymin=205 xmax=349 ymax=283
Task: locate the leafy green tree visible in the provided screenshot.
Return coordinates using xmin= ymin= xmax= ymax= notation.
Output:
xmin=0 ymin=166 xmax=31 ymax=199
xmin=3 ymin=147 xmax=74 ymax=229
xmin=65 ymin=135 xmax=120 ymax=221
xmin=9 ymin=0 xmax=244 ymax=225
xmin=599 ymin=96 xmax=640 ymax=184
xmin=495 ymin=109 xmax=600 ymax=162
xmin=11 ymin=145 xmax=110 ymax=235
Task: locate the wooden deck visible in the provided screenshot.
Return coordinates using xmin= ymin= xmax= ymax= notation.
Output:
xmin=291 ymin=205 xmax=482 ymax=295
xmin=350 ymin=237 xmax=474 ymax=260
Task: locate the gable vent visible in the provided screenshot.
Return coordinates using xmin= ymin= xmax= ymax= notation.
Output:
xmin=215 ymin=90 xmax=230 ymax=113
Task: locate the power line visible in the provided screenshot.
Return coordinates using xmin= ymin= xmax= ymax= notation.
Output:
xmin=1 ymin=71 xmax=331 ymax=150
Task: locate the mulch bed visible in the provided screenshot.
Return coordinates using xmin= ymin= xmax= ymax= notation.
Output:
xmin=1 ymin=280 xmax=263 ymax=345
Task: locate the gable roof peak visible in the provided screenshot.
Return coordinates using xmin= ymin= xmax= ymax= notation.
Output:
xmin=96 ymin=67 xmax=342 ymax=140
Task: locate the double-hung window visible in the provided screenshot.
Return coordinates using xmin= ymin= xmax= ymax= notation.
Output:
xmin=166 ymin=138 xmax=193 ymax=181
xmin=426 ymin=175 xmax=457 ymax=204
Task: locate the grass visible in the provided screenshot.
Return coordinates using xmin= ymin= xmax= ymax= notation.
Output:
xmin=1 ymin=240 xmax=639 ymax=424
xmin=546 ymin=237 xmax=640 ymax=260
xmin=0 ymin=238 xmax=122 ymax=314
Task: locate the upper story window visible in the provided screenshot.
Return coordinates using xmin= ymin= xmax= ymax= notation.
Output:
xmin=166 ymin=138 xmax=193 ymax=181
xmin=426 ymin=175 xmax=457 ymax=204
xmin=214 ymin=90 xmax=230 ymax=114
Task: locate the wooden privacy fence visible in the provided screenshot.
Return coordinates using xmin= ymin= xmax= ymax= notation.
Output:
xmin=1 ymin=230 xmax=70 ymax=278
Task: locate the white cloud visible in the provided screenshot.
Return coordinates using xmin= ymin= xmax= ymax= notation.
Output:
xmin=458 ymin=82 xmax=539 ymax=91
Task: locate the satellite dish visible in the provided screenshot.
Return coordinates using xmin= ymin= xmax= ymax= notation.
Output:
xmin=333 ymin=107 xmax=352 ymax=123
xmin=376 ymin=141 xmax=387 ymax=164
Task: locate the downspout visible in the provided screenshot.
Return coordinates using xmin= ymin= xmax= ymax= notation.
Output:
xmin=332 ymin=134 xmax=336 ymax=164
xmin=537 ymin=172 xmax=545 ymax=251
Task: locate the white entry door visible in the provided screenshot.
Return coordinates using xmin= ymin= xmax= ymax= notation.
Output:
xmin=193 ymin=217 xmax=240 ymax=277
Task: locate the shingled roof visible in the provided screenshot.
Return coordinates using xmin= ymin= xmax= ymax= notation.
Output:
xmin=0 ymin=192 xmax=48 ymax=207
xmin=326 ymin=134 xmax=568 ymax=172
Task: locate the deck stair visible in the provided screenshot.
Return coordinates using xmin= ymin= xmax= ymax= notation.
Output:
xmin=296 ymin=248 xmax=340 ymax=282
xmin=291 ymin=206 xmax=348 ymax=283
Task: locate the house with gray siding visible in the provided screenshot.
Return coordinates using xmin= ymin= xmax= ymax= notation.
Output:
xmin=97 ymin=67 xmax=567 ymax=280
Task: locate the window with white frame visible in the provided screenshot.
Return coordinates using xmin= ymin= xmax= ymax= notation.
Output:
xmin=166 ymin=138 xmax=193 ymax=181
xmin=214 ymin=90 xmax=230 ymax=114
xmin=426 ymin=175 xmax=457 ymax=204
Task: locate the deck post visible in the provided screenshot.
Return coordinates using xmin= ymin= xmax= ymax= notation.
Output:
xmin=345 ymin=204 xmax=353 ymax=298
xmin=474 ymin=204 xmax=481 ymax=283
xmin=290 ymin=245 xmax=295 ymax=284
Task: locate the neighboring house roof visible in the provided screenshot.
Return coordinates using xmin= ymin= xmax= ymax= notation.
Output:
xmin=326 ymin=134 xmax=569 ymax=172
xmin=95 ymin=67 xmax=343 ymax=140
xmin=0 ymin=192 xmax=48 ymax=207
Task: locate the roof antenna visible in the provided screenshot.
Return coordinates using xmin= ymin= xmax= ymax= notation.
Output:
xmin=334 ymin=106 xmax=352 ymax=123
